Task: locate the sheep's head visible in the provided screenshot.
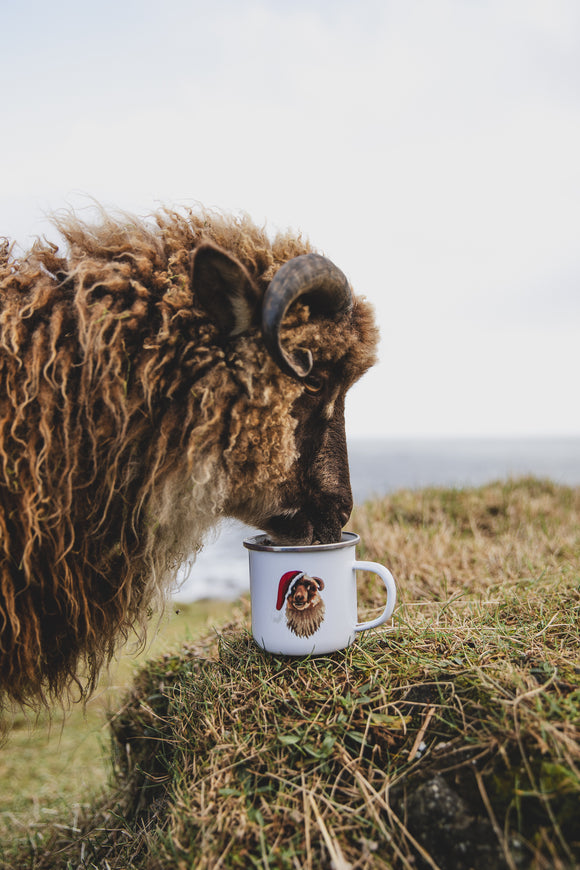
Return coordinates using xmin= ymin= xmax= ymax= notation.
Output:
xmin=191 ymin=243 xmax=379 ymax=545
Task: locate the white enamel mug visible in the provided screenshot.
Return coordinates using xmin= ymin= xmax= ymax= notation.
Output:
xmin=243 ymin=532 xmax=397 ymax=656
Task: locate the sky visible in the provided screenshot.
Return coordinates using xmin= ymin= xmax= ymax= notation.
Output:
xmin=2 ymin=0 xmax=579 ymax=439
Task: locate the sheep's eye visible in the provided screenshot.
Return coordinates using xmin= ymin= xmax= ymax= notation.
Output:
xmin=304 ymin=373 xmax=325 ymax=394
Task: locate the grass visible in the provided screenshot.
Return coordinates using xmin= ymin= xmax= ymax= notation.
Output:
xmin=0 ymin=600 xmax=234 ymax=835
xmin=1 ymin=477 xmax=579 ymax=869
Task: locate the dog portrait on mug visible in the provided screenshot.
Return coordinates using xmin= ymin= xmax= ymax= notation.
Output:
xmin=276 ymin=571 xmax=326 ymax=638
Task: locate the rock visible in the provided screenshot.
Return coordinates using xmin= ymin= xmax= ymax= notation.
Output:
xmin=402 ymin=775 xmax=519 ymax=870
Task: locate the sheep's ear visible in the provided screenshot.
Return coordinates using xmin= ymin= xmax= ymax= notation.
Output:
xmin=191 ymin=243 xmax=260 ymax=337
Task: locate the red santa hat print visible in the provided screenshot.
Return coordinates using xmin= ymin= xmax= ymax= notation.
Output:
xmin=276 ymin=571 xmax=304 ymax=610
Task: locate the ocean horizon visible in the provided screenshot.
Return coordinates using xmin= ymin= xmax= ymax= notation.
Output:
xmin=172 ymin=435 xmax=580 ymax=602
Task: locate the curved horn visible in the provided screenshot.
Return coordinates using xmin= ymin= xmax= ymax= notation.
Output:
xmin=262 ymin=253 xmax=353 ymax=380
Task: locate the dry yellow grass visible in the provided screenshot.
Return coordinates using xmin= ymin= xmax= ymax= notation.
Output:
xmin=351 ymin=477 xmax=579 ymax=602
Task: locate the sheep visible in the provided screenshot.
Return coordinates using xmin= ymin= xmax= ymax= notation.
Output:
xmin=0 ymin=206 xmax=378 ymax=710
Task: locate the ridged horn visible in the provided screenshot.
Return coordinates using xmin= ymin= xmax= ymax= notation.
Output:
xmin=262 ymin=253 xmax=353 ymax=380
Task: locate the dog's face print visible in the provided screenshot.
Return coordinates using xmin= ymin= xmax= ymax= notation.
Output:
xmin=287 ymin=575 xmax=324 ymax=610
xmin=277 ymin=571 xmax=326 ymax=639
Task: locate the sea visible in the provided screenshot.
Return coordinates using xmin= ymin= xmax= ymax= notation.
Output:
xmin=172 ymin=436 xmax=580 ymax=602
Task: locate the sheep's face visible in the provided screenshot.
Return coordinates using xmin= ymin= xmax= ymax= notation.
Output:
xmin=192 ymin=244 xmax=379 ymax=545
xmin=217 ymin=302 xmax=378 ymax=545
xmin=263 ymin=386 xmax=353 ymax=544
xmin=262 ymin=302 xmax=377 ymax=544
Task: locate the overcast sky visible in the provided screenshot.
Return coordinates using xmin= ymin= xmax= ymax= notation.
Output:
xmin=3 ymin=0 xmax=579 ymax=438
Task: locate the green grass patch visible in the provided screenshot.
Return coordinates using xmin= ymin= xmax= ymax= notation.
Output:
xmin=1 ymin=478 xmax=579 ymax=869
xmin=0 ymin=600 xmax=233 ymax=848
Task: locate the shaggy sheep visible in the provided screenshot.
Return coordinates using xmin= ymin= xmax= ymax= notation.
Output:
xmin=0 ymin=206 xmax=378 ymax=708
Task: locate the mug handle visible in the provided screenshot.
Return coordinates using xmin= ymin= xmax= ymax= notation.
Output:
xmin=353 ymin=561 xmax=397 ymax=633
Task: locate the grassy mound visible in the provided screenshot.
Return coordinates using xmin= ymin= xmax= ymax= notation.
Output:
xmin=2 ymin=478 xmax=579 ymax=869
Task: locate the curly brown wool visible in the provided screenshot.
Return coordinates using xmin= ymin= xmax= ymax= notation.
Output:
xmin=0 ymin=207 xmax=378 ymax=710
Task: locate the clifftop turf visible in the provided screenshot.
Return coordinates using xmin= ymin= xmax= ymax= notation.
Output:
xmin=1 ymin=477 xmax=579 ymax=869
